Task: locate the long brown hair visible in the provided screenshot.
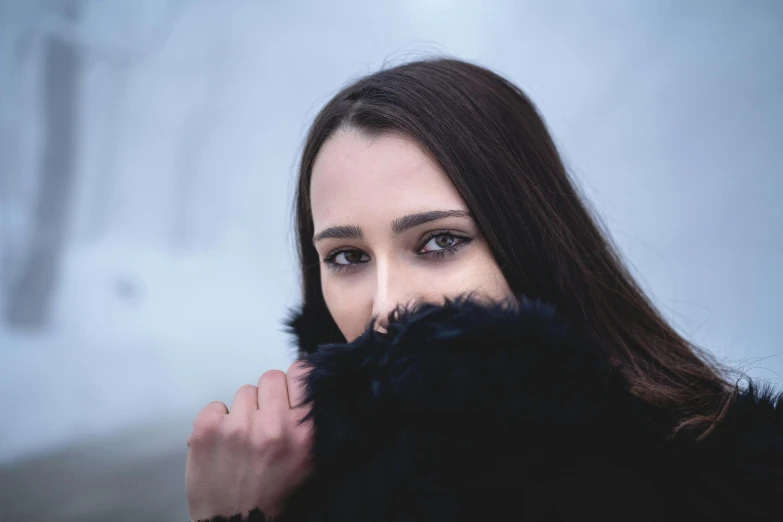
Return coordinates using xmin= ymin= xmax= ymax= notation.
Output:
xmin=293 ymin=57 xmax=735 ymax=439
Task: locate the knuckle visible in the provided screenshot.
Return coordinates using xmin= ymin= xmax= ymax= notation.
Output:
xmin=190 ymin=413 xmax=223 ymax=443
xmin=249 ymin=433 xmax=271 ymax=454
xmin=265 ymin=424 xmax=286 ymax=444
xmin=206 ymin=400 xmax=228 ymax=412
xmin=252 ymin=416 xmax=286 ymax=448
xmin=221 ymin=418 xmax=251 ymax=444
xmin=264 ymin=417 xmax=287 ymax=442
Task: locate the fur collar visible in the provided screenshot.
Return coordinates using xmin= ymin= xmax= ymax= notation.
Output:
xmin=271 ymin=296 xmax=783 ymax=522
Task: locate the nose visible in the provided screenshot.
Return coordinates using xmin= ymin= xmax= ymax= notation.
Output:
xmin=370 ymin=260 xmax=416 ymax=334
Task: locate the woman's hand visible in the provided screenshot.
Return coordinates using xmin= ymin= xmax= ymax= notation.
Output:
xmin=186 ymin=362 xmax=314 ymax=522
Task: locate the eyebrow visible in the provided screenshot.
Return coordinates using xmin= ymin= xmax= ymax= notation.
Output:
xmin=313 ymin=209 xmax=471 ymax=243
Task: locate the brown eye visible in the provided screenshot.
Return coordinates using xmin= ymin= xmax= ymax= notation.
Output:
xmin=328 ymin=249 xmax=369 ymax=266
xmin=343 ymin=251 xmax=365 ymax=263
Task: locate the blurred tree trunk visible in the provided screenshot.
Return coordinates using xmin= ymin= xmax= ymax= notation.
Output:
xmin=3 ymin=1 xmax=81 ymax=328
xmin=171 ymin=45 xmax=224 ymax=250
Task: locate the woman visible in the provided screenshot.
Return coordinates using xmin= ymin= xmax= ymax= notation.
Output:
xmin=186 ymin=58 xmax=782 ymax=522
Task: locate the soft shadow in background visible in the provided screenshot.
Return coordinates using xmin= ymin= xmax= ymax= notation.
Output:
xmin=0 ymin=1 xmax=781 ymax=520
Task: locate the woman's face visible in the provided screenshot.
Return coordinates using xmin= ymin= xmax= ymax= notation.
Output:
xmin=310 ymin=129 xmax=512 ymax=341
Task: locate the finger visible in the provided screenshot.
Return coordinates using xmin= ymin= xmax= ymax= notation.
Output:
xmin=230 ymin=384 xmax=258 ymax=415
xmin=257 ymin=370 xmax=289 ymax=416
xmin=188 ymin=401 xmax=228 ymax=447
xmin=202 ymin=400 xmax=229 ymax=416
xmin=286 ymin=361 xmax=311 ymax=410
xmin=191 ymin=401 xmax=228 ymax=434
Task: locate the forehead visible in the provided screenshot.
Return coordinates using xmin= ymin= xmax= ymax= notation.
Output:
xmin=310 ymin=129 xmax=467 ymax=227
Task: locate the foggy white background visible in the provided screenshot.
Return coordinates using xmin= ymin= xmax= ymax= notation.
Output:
xmin=1 ymin=0 xmax=781 ymax=471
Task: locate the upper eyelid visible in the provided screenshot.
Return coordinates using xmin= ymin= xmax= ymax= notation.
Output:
xmin=324 ymin=246 xmax=367 ymax=260
xmin=313 ymin=210 xmax=472 ymax=244
xmin=323 ymin=230 xmax=467 ymax=260
xmin=419 ymin=229 xmax=469 ymax=247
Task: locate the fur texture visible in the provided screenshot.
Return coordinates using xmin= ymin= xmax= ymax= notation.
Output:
xmin=236 ymin=296 xmax=783 ymax=521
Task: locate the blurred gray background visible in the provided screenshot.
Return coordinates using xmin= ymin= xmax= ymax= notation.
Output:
xmin=0 ymin=0 xmax=781 ymax=520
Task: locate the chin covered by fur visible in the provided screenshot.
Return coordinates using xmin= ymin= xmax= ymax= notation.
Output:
xmin=267 ymin=296 xmax=783 ymax=522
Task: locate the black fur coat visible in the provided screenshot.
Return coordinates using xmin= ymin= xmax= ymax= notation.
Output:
xmin=213 ymin=297 xmax=782 ymax=522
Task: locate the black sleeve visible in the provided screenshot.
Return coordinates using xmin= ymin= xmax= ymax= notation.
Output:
xmin=271 ymin=298 xmax=783 ymax=522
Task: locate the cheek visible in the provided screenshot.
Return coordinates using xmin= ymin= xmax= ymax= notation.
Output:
xmin=419 ymin=248 xmax=512 ymax=303
xmin=470 ymin=254 xmax=513 ymax=299
xmin=321 ymin=271 xmax=372 ymax=341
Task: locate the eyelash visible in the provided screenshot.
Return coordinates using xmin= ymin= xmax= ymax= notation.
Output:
xmin=323 ymin=231 xmax=472 ymax=273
